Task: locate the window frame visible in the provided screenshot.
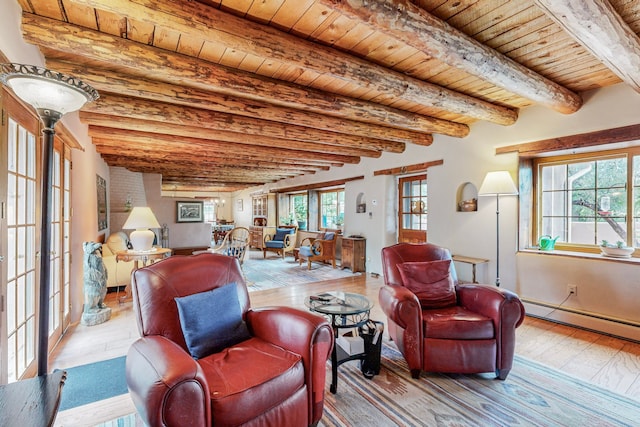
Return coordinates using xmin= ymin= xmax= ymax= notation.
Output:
xmin=532 ymin=147 xmax=640 ymax=254
xmin=318 ymin=188 xmax=344 ymax=231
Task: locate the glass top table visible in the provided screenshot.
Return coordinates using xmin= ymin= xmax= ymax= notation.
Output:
xmin=305 ymin=291 xmax=374 ymax=393
xmin=305 ymin=291 xmax=373 ymax=319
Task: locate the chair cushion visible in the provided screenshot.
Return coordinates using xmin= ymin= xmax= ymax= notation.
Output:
xmin=299 ymin=246 xmax=315 ymax=257
xmin=422 ymin=306 xmax=494 ymax=340
xmin=175 ymin=282 xmax=251 ymax=359
xmin=198 ymin=338 xmax=305 ymax=425
xmin=323 ymin=232 xmax=335 ymax=241
xmin=273 ymin=228 xmax=294 ymax=241
xmin=397 ymin=260 xmax=456 ymax=309
xmin=265 ymin=240 xmax=285 ymax=249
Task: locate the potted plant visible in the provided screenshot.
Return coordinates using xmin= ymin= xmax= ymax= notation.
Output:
xmin=600 ymin=240 xmax=635 ymax=258
xmin=295 ymin=204 xmax=307 ymax=230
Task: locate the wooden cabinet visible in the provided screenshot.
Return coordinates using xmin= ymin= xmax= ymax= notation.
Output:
xmin=341 ymin=237 xmax=366 ymax=273
xmin=249 ymin=226 xmax=275 ymax=249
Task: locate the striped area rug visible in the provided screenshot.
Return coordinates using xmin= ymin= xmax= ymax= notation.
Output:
xmin=320 ymin=342 xmax=640 ymax=427
xmin=99 ymin=341 xmax=639 ymax=427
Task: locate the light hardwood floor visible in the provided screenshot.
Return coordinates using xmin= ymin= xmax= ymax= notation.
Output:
xmin=51 ymin=271 xmax=640 ymax=426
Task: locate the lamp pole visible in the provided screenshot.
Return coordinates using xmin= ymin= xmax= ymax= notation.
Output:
xmin=495 ymin=193 xmax=501 ymax=287
xmin=37 ymin=113 xmax=59 ymax=375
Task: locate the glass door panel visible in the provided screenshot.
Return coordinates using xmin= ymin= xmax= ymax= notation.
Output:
xmin=398 ymin=174 xmax=427 ymax=243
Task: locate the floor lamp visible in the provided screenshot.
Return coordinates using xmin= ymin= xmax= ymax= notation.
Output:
xmin=478 ymin=171 xmax=518 ymax=287
xmin=0 ymin=64 xmax=98 ymax=376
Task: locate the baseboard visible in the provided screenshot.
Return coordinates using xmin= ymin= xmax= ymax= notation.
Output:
xmin=522 ymin=299 xmax=640 ymax=342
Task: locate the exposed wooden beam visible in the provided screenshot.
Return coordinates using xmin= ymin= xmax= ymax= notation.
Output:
xmin=69 ymin=0 xmax=518 ymax=126
xmin=535 ymin=0 xmax=640 ymax=93
xmin=80 ymin=113 xmax=383 ymax=158
xmin=495 ymin=124 xmax=640 ymax=156
xmin=80 ymin=93 xmax=405 ymax=153
xmin=273 ymin=176 xmax=366 ymax=194
xmin=22 ymin=13 xmax=469 ymax=137
xmin=320 ymin=0 xmax=583 ymax=114
xmin=47 ymin=59 xmax=433 ymax=146
xmin=374 ymin=159 xmax=444 ymax=176
xmin=88 ymin=127 xmax=361 ymax=164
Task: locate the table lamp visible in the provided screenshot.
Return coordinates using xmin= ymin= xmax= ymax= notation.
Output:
xmin=123 ymin=207 xmax=161 ymax=251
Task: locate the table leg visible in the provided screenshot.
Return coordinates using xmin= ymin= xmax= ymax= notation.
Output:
xmin=330 ymin=343 xmax=338 ymax=394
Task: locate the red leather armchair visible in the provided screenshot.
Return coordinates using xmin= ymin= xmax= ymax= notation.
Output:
xmin=380 ymin=243 xmax=525 ymax=380
xmin=126 ymin=253 xmax=334 ymax=426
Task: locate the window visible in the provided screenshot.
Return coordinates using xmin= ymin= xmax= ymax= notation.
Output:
xmin=319 ymin=189 xmax=344 ymax=229
xmin=290 ymin=193 xmax=307 ymax=230
xmin=534 ymin=149 xmax=640 ymax=250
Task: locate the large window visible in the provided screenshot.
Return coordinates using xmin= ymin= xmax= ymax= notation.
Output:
xmin=535 ymin=149 xmax=640 ymax=250
xmin=319 ymin=189 xmax=344 ymax=230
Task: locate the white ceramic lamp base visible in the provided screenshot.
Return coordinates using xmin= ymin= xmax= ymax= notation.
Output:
xmin=129 ymin=229 xmax=155 ymax=251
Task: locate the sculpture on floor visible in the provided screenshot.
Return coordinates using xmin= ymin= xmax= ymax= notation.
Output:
xmin=81 ymin=241 xmax=111 ymax=326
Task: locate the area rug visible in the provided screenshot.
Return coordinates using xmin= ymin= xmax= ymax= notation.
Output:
xmin=58 ymin=356 xmax=128 ymax=411
xmin=242 ymin=249 xmax=359 ymax=291
xmin=99 ymin=342 xmax=639 ymax=426
xmin=320 ymin=342 xmax=640 ymax=427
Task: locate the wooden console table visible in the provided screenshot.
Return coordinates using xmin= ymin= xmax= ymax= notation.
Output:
xmin=0 ymin=370 xmax=66 ymax=427
xmin=452 ymin=255 xmax=489 ymax=283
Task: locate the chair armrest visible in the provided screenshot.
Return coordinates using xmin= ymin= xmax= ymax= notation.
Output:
xmin=126 ymin=336 xmax=210 ymax=427
xmin=378 ymin=284 xmax=422 ymax=331
xmin=300 ymin=237 xmax=315 ymax=247
xmin=246 ymin=307 xmax=333 ymax=424
xmin=283 ymin=234 xmax=296 ymax=250
xmin=456 ymin=284 xmax=525 ymax=329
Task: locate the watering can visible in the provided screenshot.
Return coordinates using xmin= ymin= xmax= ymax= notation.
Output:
xmin=538 ymin=235 xmax=558 ymax=251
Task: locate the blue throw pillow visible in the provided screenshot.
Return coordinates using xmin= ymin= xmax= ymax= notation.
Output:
xmin=175 ymin=282 xmax=251 ymax=359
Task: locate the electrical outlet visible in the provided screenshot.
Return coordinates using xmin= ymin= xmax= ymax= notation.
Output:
xmin=567 ymin=284 xmax=577 ymax=296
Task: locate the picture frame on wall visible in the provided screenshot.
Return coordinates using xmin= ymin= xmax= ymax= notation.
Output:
xmin=96 ymin=174 xmax=108 ymax=231
xmin=176 ymin=201 xmax=204 ymax=223
xmin=237 ymin=199 xmax=243 ymax=212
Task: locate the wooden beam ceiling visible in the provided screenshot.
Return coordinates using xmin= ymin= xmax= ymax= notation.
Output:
xmin=12 ymin=0 xmax=639 ymax=191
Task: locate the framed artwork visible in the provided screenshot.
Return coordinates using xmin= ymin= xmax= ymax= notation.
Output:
xmin=237 ymin=199 xmax=243 ymax=212
xmin=176 ymin=201 xmax=204 ymax=223
xmin=96 ymin=174 xmax=108 ymax=231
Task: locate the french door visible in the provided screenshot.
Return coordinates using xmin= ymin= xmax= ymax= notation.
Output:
xmin=398 ymin=174 xmax=428 ymax=243
xmin=1 ymin=89 xmax=70 ymax=383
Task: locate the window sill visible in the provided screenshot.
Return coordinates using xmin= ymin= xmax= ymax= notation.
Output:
xmin=519 ymin=248 xmax=640 ymax=264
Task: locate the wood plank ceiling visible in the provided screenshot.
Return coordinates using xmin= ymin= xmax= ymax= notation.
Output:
xmin=12 ymin=0 xmax=640 ymax=192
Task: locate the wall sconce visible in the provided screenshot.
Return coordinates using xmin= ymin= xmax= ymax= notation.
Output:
xmin=0 ymin=63 xmax=98 ymax=376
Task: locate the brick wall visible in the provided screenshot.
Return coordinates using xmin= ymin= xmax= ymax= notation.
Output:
xmin=109 ymin=167 xmax=147 ymax=232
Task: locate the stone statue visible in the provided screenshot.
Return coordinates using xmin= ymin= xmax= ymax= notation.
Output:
xmin=81 ymin=241 xmax=111 ymax=326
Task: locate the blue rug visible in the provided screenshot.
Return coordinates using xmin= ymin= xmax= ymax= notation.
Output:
xmin=58 ymin=356 xmax=128 ymax=411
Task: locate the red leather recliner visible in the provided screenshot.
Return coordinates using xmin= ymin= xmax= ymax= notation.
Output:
xmin=126 ymin=253 xmax=334 ymax=426
xmin=380 ymin=243 xmax=525 ymax=380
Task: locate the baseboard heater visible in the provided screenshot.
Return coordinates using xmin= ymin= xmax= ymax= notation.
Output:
xmin=522 ymin=298 xmax=640 ymax=343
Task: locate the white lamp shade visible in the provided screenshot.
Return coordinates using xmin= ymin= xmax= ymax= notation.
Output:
xmin=478 ymin=171 xmax=519 ymax=196
xmin=123 ymin=207 xmax=161 ymax=251
xmin=0 ymin=64 xmax=99 ymax=116
xmin=123 ymin=207 xmax=161 ymax=229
